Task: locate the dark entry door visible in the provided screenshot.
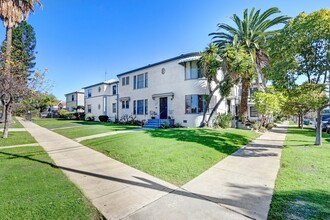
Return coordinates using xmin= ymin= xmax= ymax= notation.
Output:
xmin=159 ymin=97 xmax=168 ymax=119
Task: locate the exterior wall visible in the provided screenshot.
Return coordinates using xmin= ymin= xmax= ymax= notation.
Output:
xmin=84 ymin=82 xmax=118 ymax=121
xmin=117 ymin=58 xmax=226 ymax=127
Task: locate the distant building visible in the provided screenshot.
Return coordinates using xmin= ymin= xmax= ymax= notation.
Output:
xmin=83 ymin=80 xmax=119 ymax=121
xmin=65 ymin=89 xmax=85 ymax=112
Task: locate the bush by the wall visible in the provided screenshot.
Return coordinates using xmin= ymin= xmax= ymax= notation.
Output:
xmin=214 ymin=113 xmax=233 ymax=129
xmin=58 ymin=109 xmax=71 ymax=119
xmin=99 ymin=115 xmax=109 ymax=122
xmin=85 ymin=113 xmax=95 ymax=121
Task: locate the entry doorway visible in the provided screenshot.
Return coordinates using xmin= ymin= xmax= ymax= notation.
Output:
xmin=159 ymin=97 xmax=168 ymax=119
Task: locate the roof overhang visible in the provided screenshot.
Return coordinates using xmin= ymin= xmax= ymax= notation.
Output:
xmin=152 ymin=92 xmax=174 ymax=100
xmin=178 ymin=56 xmax=201 ymax=65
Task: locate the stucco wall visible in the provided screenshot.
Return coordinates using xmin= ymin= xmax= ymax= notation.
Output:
xmin=117 ymin=58 xmax=226 ymax=127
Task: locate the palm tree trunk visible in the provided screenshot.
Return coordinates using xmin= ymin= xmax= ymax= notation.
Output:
xmin=239 ymin=75 xmax=249 ymax=120
xmin=2 ymin=27 xmax=13 ymax=138
xmin=206 ymin=97 xmax=225 ymax=126
xmin=5 ymin=26 xmax=12 ymax=74
xmin=200 ymin=84 xmax=221 ymax=127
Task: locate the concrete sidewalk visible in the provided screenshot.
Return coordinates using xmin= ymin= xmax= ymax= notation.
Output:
xmin=125 ymin=122 xmax=288 ymax=220
xmin=18 ymin=117 xmax=288 ymax=220
xmin=17 ymin=118 xmax=177 ymax=219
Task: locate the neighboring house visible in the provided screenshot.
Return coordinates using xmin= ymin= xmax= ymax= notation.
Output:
xmin=83 ymin=79 xmax=119 ymax=121
xmin=49 ymin=101 xmax=66 ymax=112
xmin=65 ymin=89 xmax=85 ymax=112
xmin=116 ymin=52 xmax=226 ymax=127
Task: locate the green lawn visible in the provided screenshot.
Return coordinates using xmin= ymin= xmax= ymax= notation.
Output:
xmin=268 ymin=127 xmax=330 ymax=219
xmin=33 ymin=118 xmax=139 ymax=139
xmin=32 ymin=118 xmax=88 ymax=128
xmin=0 ymin=117 xmax=23 ymax=128
xmin=0 ymin=132 xmax=37 ymax=147
xmin=0 ymin=147 xmax=101 ymax=219
xmin=82 ymin=128 xmax=260 ymax=186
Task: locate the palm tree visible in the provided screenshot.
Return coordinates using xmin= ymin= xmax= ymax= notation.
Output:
xmin=210 ymin=7 xmax=289 ymax=119
xmin=0 ymin=0 xmax=41 ymax=138
xmin=197 ymin=44 xmax=222 ymax=126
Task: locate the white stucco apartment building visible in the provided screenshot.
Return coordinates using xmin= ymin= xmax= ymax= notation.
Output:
xmin=76 ymin=52 xmax=258 ymax=127
xmin=65 ymin=89 xmax=85 ymax=112
xmin=116 ymin=52 xmax=226 ymax=127
xmin=83 ymin=80 xmax=119 ymax=121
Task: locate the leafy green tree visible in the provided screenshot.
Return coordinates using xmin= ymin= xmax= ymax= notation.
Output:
xmin=0 ymin=0 xmax=41 ymax=138
xmin=265 ymin=9 xmax=330 ymax=145
xmin=210 ymin=7 xmax=289 ymax=119
xmin=281 ymin=83 xmax=328 ymax=129
xmin=253 ymin=87 xmax=284 ymax=127
xmin=2 ymin=20 xmax=37 ymax=77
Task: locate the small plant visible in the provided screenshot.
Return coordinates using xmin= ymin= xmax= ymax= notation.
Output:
xmin=173 ymin=123 xmax=184 ymax=128
xmin=214 ymin=113 xmax=233 ymax=129
xmin=160 ymin=121 xmax=170 ymax=129
xmin=99 ymin=115 xmax=109 ymax=122
xmin=85 ymin=113 xmax=94 ymax=121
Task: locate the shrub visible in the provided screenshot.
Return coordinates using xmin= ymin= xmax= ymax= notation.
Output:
xmin=214 ymin=113 xmax=233 ymax=129
xmin=99 ymin=115 xmax=109 ymax=122
xmin=160 ymin=121 xmax=170 ymax=129
xmin=173 ymin=123 xmax=184 ymax=128
xmin=58 ymin=109 xmax=71 ymax=119
xmin=266 ymin=123 xmax=276 ymax=130
xmin=252 ymin=121 xmax=261 ymax=130
xmin=74 ymin=112 xmax=85 ymax=120
xmin=85 ymin=113 xmax=95 ymax=121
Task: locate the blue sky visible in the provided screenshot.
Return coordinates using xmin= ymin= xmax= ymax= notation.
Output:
xmin=0 ymin=0 xmax=329 ymax=100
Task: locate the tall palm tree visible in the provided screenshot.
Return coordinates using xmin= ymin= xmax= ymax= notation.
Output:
xmin=210 ymin=7 xmax=289 ymax=119
xmin=0 ymin=0 xmax=41 ymax=138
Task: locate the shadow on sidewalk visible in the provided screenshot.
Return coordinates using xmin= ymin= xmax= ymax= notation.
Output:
xmin=1 ymin=150 xmax=277 ymax=219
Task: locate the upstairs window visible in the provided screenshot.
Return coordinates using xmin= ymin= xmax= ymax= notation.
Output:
xmin=133 ymin=72 xmax=148 ymax=89
xmin=185 ymin=95 xmax=206 ymax=114
xmin=185 ymin=61 xmax=202 ymax=80
xmin=122 ymin=76 xmax=129 ymax=86
xmin=112 ymin=85 xmax=117 ymax=95
xmin=71 ymin=95 xmax=74 ymax=101
xmin=87 ymin=89 xmax=92 ymax=98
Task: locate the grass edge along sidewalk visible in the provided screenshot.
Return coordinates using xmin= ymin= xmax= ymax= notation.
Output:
xmin=268 ymin=126 xmax=330 ymax=219
xmin=82 ymin=128 xmax=261 ymax=186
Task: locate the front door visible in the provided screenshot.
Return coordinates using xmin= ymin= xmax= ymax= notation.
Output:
xmin=159 ymin=97 xmax=168 ymax=119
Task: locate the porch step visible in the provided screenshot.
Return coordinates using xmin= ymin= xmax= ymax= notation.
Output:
xmin=144 ymin=119 xmax=174 ymax=128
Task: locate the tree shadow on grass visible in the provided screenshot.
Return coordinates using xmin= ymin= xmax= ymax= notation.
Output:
xmin=144 ymin=128 xmax=256 ymax=156
xmin=1 ymin=150 xmax=329 ymax=219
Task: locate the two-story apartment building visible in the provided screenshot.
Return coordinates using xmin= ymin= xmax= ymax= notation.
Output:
xmin=65 ymin=89 xmax=85 ymax=112
xmin=83 ymin=79 xmax=119 ymax=121
xmin=116 ymin=52 xmax=226 ymax=127
xmin=75 ymin=52 xmax=258 ymax=127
